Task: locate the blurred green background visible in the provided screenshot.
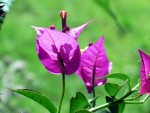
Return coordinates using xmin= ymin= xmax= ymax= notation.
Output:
xmin=0 ymin=0 xmax=150 ymax=113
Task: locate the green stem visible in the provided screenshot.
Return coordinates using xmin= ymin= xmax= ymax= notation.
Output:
xmin=89 ymin=84 xmax=139 ymax=112
xmin=92 ymin=83 xmax=96 ymax=107
xmin=124 ymin=95 xmax=149 ymax=104
xmin=124 ymin=94 xmax=142 ymax=101
xmin=131 ymin=84 xmax=139 ymax=91
xmin=57 ymin=73 xmax=65 ymax=113
xmin=92 ymin=66 xmax=96 ymax=107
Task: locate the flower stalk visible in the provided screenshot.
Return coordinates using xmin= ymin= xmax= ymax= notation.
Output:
xmin=58 ymin=10 xmax=67 ymax=113
xmin=92 ymin=65 xmax=96 ymax=107
xmin=57 ymin=73 xmax=65 ymax=113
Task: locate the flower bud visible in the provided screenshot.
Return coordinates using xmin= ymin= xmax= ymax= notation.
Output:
xmin=49 ymin=25 xmax=56 ymax=30
xmin=59 ymin=10 xmax=67 ymax=19
xmin=88 ymin=42 xmax=94 ymax=46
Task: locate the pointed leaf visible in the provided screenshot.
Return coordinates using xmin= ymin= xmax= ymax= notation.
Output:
xmin=70 ymin=92 xmax=90 ymax=113
xmin=105 ymin=83 xmax=121 ymax=97
xmin=68 ymin=21 xmax=91 ymax=40
xmin=34 ymin=27 xmax=81 ymax=75
xmin=10 ymin=89 xmax=57 ymax=113
xmin=103 ymin=73 xmax=131 ymax=83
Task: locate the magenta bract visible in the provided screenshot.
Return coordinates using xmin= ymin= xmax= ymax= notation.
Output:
xmin=68 ymin=21 xmax=91 ymax=40
xmin=138 ymin=49 xmax=150 ymax=95
xmin=76 ymin=36 xmax=112 ymax=93
xmin=34 ymin=27 xmax=81 ymax=75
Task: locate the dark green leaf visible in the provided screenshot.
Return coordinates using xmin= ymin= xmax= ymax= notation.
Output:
xmin=118 ymin=102 xmax=125 ymax=113
xmin=105 ymin=83 xmax=121 ymax=97
xmin=70 ymin=92 xmax=90 ymax=113
xmin=10 ymin=89 xmax=57 ymax=113
xmin=105 ymin=73 xmax=131 ymax=83
xmin=75 ymin=110 xmax=92 ymax=113
xmin=106 ymin=96 xmax=125 ymax=113
xmin=106 ymin=96 xmax=115 ymax=103
xmin=106 ymin=96 xmax=118 ymax=113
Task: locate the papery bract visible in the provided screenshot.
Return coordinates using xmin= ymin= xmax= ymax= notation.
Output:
xmin=68 ymin=21 xmax=91 ymax=40
xmin=76 ymin=36 xmax=112 ymax=93
xmin=33 ymin=21 xmax=90 ymax=40
xmin=138 ymin=49 xmax=150 ymax=95
xmin=34 ymin=27 xmax=81 ymax=75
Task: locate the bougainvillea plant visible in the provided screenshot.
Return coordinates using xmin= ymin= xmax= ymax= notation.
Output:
xmin=10 ymin=11 xmax=150 ymax=113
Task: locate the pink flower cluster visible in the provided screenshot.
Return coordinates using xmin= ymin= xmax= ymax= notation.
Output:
xmin=33 ymin=17 xmax=111 ymax=93
xmin=33 ymin=11 xmax=150 ymax=95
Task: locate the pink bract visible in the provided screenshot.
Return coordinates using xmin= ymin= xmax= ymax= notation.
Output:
xmin=138 ymin=49 xmax=150 ymax=95
xmin=34 ymin=27 xmax=81 ymax=75
xmin=68 ymin=21 xmax=91 ymax=40
xmin=76 ymin=36 xmax=112 ymax=93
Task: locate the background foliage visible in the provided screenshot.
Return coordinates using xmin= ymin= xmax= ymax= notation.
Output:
xmin=0 ymin=0 xmax=150 ymax=113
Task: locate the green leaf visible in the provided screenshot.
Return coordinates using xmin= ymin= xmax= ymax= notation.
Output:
xmin=105 ymin=73 xmax=131 ymax=83
xmin=106 ymin=96 xmax=125 ymax=113
xmin=10 ymin=89 xmax=57 ymax=113
xmin=75 ymin=110 xmax=92 ymax=113
xmin=106 ymin=96 xmax=118 ymax=113
xmin=105 ymin=83 xmax=121 ymax=97
xmin=70 ymin=92 xmax=90 ymax=113
xmin=118 ymin=102 xmax=125 ymax=113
